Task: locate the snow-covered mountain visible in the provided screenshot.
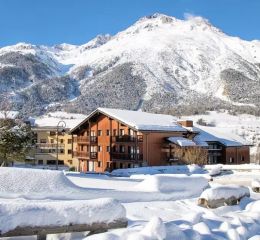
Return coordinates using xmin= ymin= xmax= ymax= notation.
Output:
xmin=0 ymin=13 xmax=260 ymax=116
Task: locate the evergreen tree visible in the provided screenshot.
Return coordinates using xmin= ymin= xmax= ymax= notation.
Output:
xmin=0 ymin=118 xmax=34 ymax=166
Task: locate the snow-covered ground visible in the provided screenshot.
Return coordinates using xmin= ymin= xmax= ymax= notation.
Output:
xmin=0 ymin=166 xmax=260 ymax=239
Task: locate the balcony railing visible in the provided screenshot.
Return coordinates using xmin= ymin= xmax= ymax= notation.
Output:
xmin=112 ymin=135 xmax=143 ymax=143
xmin=73 ymin=151 xmax=89 ymax=158
xmin=111 ymin=153 xmax=143 ymax=161
xmin=76 ymin=136 xmax=98 ymax=144
xmin=36 ymin=143 xmax=65 ymax=149
xmin=73 ymin=151 xmax=97 ymax=159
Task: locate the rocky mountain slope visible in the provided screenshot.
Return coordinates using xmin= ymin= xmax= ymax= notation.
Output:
xmin=0 ymin=13 xmax=260 ymax=116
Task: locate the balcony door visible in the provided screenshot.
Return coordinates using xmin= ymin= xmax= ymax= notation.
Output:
xmin=88 ymin=161 xmax=94 ymax=172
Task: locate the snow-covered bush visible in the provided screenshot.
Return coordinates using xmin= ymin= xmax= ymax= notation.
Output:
xmin=198 ymin=185 xmax=250 ymax=208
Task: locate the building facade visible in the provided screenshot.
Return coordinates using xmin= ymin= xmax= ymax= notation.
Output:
xmin=71 ymin=108 xmax=251 ymax=172
xmin=33 ymin=127 xmax=76 ymax=170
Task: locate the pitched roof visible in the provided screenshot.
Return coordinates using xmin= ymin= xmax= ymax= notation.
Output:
xmin=192 ymin=126 xmax=251 ymax=147
xmin=70 ymin=108 xmax=187 ymax=133
xmin=97 ymin=108 xmax=187 ymax=131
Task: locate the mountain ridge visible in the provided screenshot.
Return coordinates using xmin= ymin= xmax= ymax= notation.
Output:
xmin=0 ymin=13 xmax=260 ymax=117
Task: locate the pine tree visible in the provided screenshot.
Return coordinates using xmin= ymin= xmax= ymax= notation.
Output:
xmin=0 ymin=118 xmax=34 ymax=166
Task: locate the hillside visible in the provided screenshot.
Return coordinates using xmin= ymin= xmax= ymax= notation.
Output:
xmin=0 ymin=13 xmax=260 ymax=116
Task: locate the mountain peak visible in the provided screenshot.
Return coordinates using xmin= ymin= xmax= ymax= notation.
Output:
xmin=137 ymin=13 xmax=178 ymax=24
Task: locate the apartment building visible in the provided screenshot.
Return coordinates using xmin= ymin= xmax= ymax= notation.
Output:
xmin=70 ymin=108 xmax=251 ymax=172
xmin=33 ymin=127 xmax=76 ymax=169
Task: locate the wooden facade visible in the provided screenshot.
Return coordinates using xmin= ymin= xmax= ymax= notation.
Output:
xmin=71 ymin=110 xmax=186 ymax=172
xmin=71 ymin=109 xmax=251 ymax=172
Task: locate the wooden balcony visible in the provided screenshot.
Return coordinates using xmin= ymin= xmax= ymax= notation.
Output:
xmin=73 ymin=151 xmax=97 ymax=159
xmin=111 ymin=153 xmax=143 ymax=161
xmin=112 ymin=135 xmax=143 ymax=143
xmin=73 ymin=151 xmax=89 ymax=158
xmin=76 ymin=136 xmax=98 ymax=144
xmin=36 ymin=143 xmax=65 ymax=149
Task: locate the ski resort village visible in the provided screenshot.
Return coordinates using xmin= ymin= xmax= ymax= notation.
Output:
xmin=1 ymin=2 xmax=260 ymax=239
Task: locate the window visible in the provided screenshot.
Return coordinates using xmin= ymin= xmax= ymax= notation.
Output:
xmin=107 ymin=146 xmax=110 ymax=152
xmin=98 ymin=130 xmax=102 ymax=136
xmin=50 ymin=131 xmax=56 ymax=136
xmin=106 ymin=162 xmax=110 ymax=169
xmin=241 ymin=156 xmax=245 ymax=161
xmin=38 ymin=160 xmax=43 ymax=165
xmin=119 ymin=163 xmax=123 ymax=168
xmin=113 ymin=129 xmax=117 ymax=136
xmin=47 ymin=160 xmax=56 ymax=165
xmin=106 ymin=130 xmax=110 ymax=136
xmin=119 ymin=145 xmax=125 ymax=153
xmin=50 ymin=139 xmax=54 ymax=143
xmin=58 ymin=160 xmax=64 ymax=165
xmin=68 ymin=139 xmax=72 ymax=144
xmin=98 ymin=161 xmax=102 ymax=168
xmin=229 ymin=157 xmax=234 ymax=163
xmin=119 ymin=129 xmax=125 ymax=136
xmin=60 ymin=139 xmax=64 ymax=144
xmin=68 ymin=160 xmax=73 ymax=164
xmin=60 ymin=149 xmax=64 ymax=154
xmin=68 ymin=149 xmax=72 ymax=154
xmin=40 ymin=139 xmax=47 ymax=143
xmin=128 ymin=163 xmax=131 ymax=168
xmin=80 ymin=145 xmax=84 ymax=151
xmin=112 ymin=145 xmax=117 ymax=152
xmin=98 ymin=146 xmax=102 ymax=152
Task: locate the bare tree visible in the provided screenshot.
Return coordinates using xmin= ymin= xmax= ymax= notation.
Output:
xmin=174 ymin=146 xmax=208 ymax=165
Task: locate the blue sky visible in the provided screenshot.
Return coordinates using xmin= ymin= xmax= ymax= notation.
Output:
xmin=0 ymin=0 xmax=260 ymax=47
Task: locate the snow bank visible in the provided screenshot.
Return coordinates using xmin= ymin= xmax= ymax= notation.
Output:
xmin=0 ymin=198 xmax=126 ymax=234
xmin=245 ymin=200 xmax=260 ymax=212
xmin=252 ymin=179 xmax=260 ymax=188
xmin=204 ymin=164 xmax=260 ymax=171
xmin=112 ymin=165 xmax=205 ymax=177
xmin=0 ymin=167 xmax=83 ymax=199
xmin=135 ymin=175 xmax=209 ymax=194
xmin=139 ymin=217 xmax=166 ymax=240
xmin=208 ymin=165 xmax=222 ymax=176
xmin=200 ymin=185 xmax=250 ymax=201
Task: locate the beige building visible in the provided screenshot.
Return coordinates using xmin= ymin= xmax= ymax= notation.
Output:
xmin=33 ymin=127 xmax=77 ymax=170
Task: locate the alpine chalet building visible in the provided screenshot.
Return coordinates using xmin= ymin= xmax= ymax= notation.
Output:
xmin=70 ymin=108 xmax=250 ymax=172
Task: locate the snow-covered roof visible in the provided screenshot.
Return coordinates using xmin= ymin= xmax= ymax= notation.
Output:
xmin=168 ymin=137 xmax=196 ymax=147
xmin=192 ymin=126 xmax=251 ymax=147
xmin=31 ymin=111 xmax=87 ymax=129
xmin=97 ymin=108 xmax=187 ymax=132
xmin=0 ymin=111 xmax=19 ymax=119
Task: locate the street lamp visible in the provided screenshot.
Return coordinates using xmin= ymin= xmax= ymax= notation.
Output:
xmin=56 ymin=120 xmax=66 ymax=170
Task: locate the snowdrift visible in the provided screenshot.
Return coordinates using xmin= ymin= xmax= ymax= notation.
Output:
xmin=112 ymin=165 xmax=205 ymax=177
xmin=0 ymin=198 xmax=126 ymax=234
xmin=135 ymin=175 xmax=209 ymax=194
xmin=0 ymin=167 xmax=84 ymax=199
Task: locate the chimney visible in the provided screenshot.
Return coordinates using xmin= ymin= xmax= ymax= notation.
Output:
xmin=177 ymin=120 xmax=193 ymax=127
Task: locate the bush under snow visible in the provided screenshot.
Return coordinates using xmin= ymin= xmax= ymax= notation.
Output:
xmin=199 ymin=185 xmax=250 ymax=208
